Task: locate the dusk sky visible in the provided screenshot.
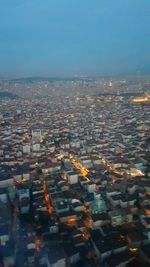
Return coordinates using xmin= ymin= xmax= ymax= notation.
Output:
xmin=0 ymin=0 xmax=150 ymax=78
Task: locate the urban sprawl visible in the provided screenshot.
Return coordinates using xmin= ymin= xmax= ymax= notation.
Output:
xmin=0 ymin=77 xmax=150 ymax=267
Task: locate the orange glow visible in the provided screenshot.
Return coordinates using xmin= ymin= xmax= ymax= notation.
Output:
xmin=82 ymin=231 xmax=90 ymax=240
xmin=42 ymin=178 xmax=53 ymax=214
xmin=70 ymin=155 xmax=90 ymax=181
xmin=35 ymin=239 xmax=42 ymax=252
xmin=66 ymin=218 xmax=76 ymax=227
xmin=82 ymin=167 xmax=88 ymax=177
xmin=47 ymin=204 xmax=53 ymax=214
xmin=83 ymin=205 xmax=89 ymax=213
xmin=132 ymin=96 xmax=150 ymax=103
xmin=145 ymin=209 xmax=150 ymax=216
xmin=84 ymin=218 xmax=93 ymax=228
xmin=45 ymin=194 xmax=49 ymax=202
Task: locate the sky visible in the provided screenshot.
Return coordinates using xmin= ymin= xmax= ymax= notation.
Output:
xmin=0 ymin=0 xmax=150 ymax=78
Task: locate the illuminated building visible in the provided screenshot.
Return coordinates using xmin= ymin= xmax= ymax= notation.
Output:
xmin=132 ymin=93 xmax=150 ymax=104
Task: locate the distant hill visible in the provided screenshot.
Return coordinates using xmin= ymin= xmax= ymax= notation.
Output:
xmin=0 ymin=91 xmax=19 ymax=99
xmin=8 ymin=76 xmax=95 ymax=83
